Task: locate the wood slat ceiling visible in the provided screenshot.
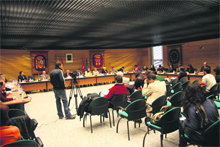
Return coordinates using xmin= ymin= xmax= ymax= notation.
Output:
xmin=0 ymin=0 xmax=219 ymax=50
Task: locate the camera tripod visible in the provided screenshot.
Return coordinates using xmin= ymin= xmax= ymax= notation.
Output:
xmin=68 ymin=79 xmax=83 ymax=111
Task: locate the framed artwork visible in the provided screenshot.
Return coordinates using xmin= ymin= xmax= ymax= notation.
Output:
xmin=66 ymin=53 xmax=73 ymax=63
xmin=90 ymin=50 xmax=104 ymax=69
xmin=30 ymin=51 xmax=48 ymax=75
xmin=167 ymin=45 xmax=182 ymax=68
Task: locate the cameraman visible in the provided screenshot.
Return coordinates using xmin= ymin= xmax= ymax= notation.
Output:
xmin=50 ymin=62 xmax=75 ymax=119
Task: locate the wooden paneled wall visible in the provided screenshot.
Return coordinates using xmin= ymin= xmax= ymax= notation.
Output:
xmin=163 ymin=38 xmax=220 ymax=72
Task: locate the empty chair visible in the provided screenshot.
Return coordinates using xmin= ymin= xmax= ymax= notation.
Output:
xmin=169 ymin=91 xmax=184 ymax=107
xmin=143 ymin=107 xmax=180 ymax=147
xmin=192 ymin=79 xmax=199 ymax=84
xmin=179 ymin=77 xmax=187 ymax=84
xmin=128 ymin=90 xmax=143 ymax=102
xmin=83 ymin=97 xmax=111 ymax=133
xmin=171 ymin=82 xmax=182 ymax=94
xmin=116 ymin=99 xmax=146 ymax=140
xmin=169 ymin=78 xmax=178 ymax=87
xmin=109 ymin=94 xmax=128 ymax=126
xmin=3 ymin=140 xmax=40 ymax=147
xmin=182 ymin=80 xmax=190 ymax=91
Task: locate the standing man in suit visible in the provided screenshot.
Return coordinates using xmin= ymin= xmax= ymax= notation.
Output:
xmin=50 ymin=62 xmax=75 ymax=119
xmin=17 ymin=71 xmax=27 ymax=82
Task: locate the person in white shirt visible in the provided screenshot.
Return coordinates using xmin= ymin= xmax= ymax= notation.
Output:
xmin=93 ymin=68 xmax=99 ymax=76
xmin=201 ymin=67 xmax=216 ymax=93
xmin=142 ymin=73 xmax=166 ymax=105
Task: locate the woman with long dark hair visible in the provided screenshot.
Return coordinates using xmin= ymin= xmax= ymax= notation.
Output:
xmin=179 ymin=83 xmax=219 ymax=146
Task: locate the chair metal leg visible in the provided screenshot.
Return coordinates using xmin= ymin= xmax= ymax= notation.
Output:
xmin=139 ymin=122 xmax=140 ymax=128
xmin=127 ymin=121 xmax=130 ymax=141
xmin=160 ymin=134 xmax=163 ymax=147
xmin=165 ymin=134 xmax=167 ymax=138
xmin=112 ymin=109 xmax=115 ymax=126
xmin=143 ymin=131 xmax=148 ymax=147
xmin=90 ymin=115 xmax=93 ymax=133
xmin=108 ymin=111 xmax=112 ymax=128
xmin=100 ymin=115 xmax=102 ymax=123
xmin=134 ymin=122 xmax=136 ymax=128
xmin=116 ymin=118 xmax=123 ymax=133
xmin=83 ymin=113 xmax=87 ymax=127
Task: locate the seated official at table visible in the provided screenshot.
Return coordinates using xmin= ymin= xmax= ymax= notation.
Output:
xmin=93 ymin=68 xmax=99 ymax=76
xmin=64 ymin=69 xmax=71 ymax=78
xmin=142 ymin=73 xmax=166 ymax=105
xmin=118 ymin=66 xmax=124 ymax=72
xmin=133 ymin=65 xmax=140 ymax=72
xmin=142 ymin=65 xmax=148 ymax=72
xmin=110 ymin=66 xmax=117 ymax=74
xmin=18 ymin=71 xmax=27 ymax=82
xmin=39 ymin=71 xmax=49 ymax=81
xmin=0 ymin=103 xmax=21 ymax=146
xmin=157 ymin=65 xmax=164 ymax=73
xmin=186 ymin=64 xmax=195 ymax=73
xmin=0 ymin=74 xmax=8 ymax=83
xmin=177 ymin=67 xmax=187 ymax=80
xmin=200 ymin=61 xmax=211 ymax=72
xmin=101 ymin=67 xmax=108 ymax=75
xmin=0 ymin=81 xmax=15 ymax=102
xmin=104 ymin=76 xmax=127 ymax=99
xmin=168 ymin=65 xmax=176 ymax=73
xmin=149 ymin=65 xmax=156 ymax=72
xmin=85 ymin=68 xmax=93 ymax=77
xmin=201 ymin=67 xmax=216 ymax=94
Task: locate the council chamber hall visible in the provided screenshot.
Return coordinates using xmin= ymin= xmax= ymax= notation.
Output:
xmin=0 ymin=0 xmax=219 ymax=147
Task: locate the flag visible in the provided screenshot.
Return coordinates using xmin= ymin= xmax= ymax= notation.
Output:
xmin=85 ymin=58 xmax=88 ymax=70
xmin=82 ymin=58 xmax=85 ymax=73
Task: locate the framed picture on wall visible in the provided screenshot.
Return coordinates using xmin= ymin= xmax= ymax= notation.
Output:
xmin=66 ymin=53 xmax=73 ymax=63
xmin=167 ymin=45 xmax=182 ymax=68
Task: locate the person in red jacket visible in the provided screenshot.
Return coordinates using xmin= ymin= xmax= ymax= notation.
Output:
xmin=104 ymin=76 xmax=127 ymax=99
xmin=0 ymin=103 xmax=21 ymax=146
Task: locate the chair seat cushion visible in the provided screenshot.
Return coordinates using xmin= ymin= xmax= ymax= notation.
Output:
xmin=146 ymin=121 xmax=161 ymax=130
xmin=167 ymin=101 xmax=172 ymax=106
xmin=119 ymin=111 xmax=128 ymax=117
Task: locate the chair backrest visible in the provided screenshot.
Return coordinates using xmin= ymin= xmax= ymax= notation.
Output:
xmin=110 ymin=93 xmax=128 ymax=108
xmin=192 ymin=79 xmax=199 ymax=84
xmin=172 ymin=82 xmax=182 ymax=93
xmin=169 ymin=91 xmax=184 ymax=107
xmin=166 ymin=84 xmax=172 ymax=97
xmin=125 ymin=99 xmax=146 ymax=120
xmin=129 ymin=90 xmax=143 ymax=102
xmin=179 ymin=77 xmax=187 ymax=84
xmin=151 ymin=95 xmax=167 ymax=114
xmin=203 ymin=120 xmax=220 ymax=146
xmin=209 ymin=83 xmax=218 ymax=96
xmin=170 ymin=78 xmax=179 ymax=87
xmin=182 ymin=80 xmax=190 ymax=91
xmin=8 ymin=109 xmax=26 ymax=118
xmin=3 ymin=140 xmax=39 ymax=147
xmin=158 ymin=107 xmax=180 ymax=134
xmin=88 ymin=97 xmax=109 ymax=115
xmin=217 ymin=83 xmax=220 ymax=94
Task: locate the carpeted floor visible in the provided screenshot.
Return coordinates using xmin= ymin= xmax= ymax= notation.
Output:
xmin=25 ymin=84 xmax=192 ymax=147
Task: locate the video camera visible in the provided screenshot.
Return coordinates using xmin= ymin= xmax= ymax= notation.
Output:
xmin=69 ymin=71 xmax=79 ymax=84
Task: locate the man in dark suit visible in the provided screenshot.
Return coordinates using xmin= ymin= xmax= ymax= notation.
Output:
xmin=200 ymin=61 xmax=211 ymax=72
xmin=18 ymin=71 xmax=27 ymax=82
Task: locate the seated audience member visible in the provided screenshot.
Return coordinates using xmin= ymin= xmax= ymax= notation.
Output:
xmin=0 ymin=81 xmax=15 ymax=102
xmin=201 ymin=67 xmax=216 ymax=94
xmin=118 ymin=66 xmax=124 ymax=72
xmin=104 ymin=76 xmax=127 ymax=99
xmin=39 ymin=71 xmax=49 ymax=81
xmin=149 ymin=65 xmax=156 ymax=72
xmin=101 ymin=67 xmax=108 ymax=75
xmin=186 ymin=64 xmax=195 ymax=73
xmin=200 ymin=61 xmax=211 ymax=72
xmin=0 ymin=74 xmax=8 ymax=83
xmin=85 ymin=68 xmax=93 ymax=77
xmin=168 ymin=65 xmax=176 ymax=73
xmin=179 ymin=83 xmax=219 ymax=146
xmin=213 ymin=66 xmax=220 ymax=83
xmin=177 ymin=67 xmax=187 ymax=80
xmin=134 ymin=72 xmax=145 ymax=90
xmin=18 ymin=71 xmax=27 ymax=82
xmin=92 ymin=68 xmax=99 ymax=76
xmin=157 ymin=65 xmax=164 ymax=73
xmin=142 ymin=65 xmax=148 ymax=72
xmin=133 ymin=65 xmax=140 ymax=72
xmin=110 ymin=66 xmax=117 ymax=74
xmin=116 ymin=71 xmax=130 ymax=85
xmin=0 ymin=103 xmax=21 ymax=146
xmin=64 ymin=69 xmax=71 ymax=78
xmin=142 ymin=73 xmax=166 ymax=105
